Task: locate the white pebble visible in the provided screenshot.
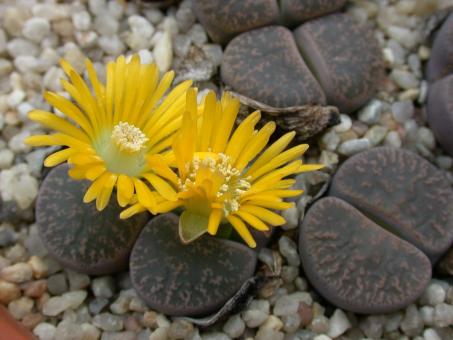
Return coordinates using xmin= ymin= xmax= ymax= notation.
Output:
xmin=0 ymin=149 xmax=14 ymax=169
xmin=72 ymin=11 xmax=92 ymax=31
xmin=327 ymin=309 xmax=351 ymax=338
xmin=334 ymin=114 xmax=352 ymax=133
xmin=22 ymin=17 xmax=50 ymax=43
xmin=94 ymin=14 xmax=119 ymax=36
xmin=358 ymin=99 xmax=382 ymax=124
xmin=153 ymin=31 xmax=172 ymax=72
xmin=33 ymin=323 xmax=57 ymax=340
xmin=1 ymin=263 xmax=33 ymax=283
xmin=391 ymin=69 xmax=420 ymax=90
xmin=417 ymin=127 xmax=436 ymax=150
xmin=384 ymin=131 xmax=402 ymax=148
xmin=98 ymin=35 xmax=125 ymax=56
xmin=338 ymin=138 xmax=371 ymax=156
xmin=392 ymin=100 xmax=414 ymax=123
xmin=424 ymin=328 xmax=442 ymax=340
xmin=387 ymin=25 xmax=420 ymax=49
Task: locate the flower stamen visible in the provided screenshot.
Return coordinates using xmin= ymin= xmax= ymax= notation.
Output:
xmin=111 ymin=121 xmax=148 ymax=153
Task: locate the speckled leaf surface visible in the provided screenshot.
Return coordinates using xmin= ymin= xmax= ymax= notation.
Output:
xmin=130 ymin=213 xmax=257 ymax=317
xmin=299 ymin=197 xmax=431 ymax=314
xmin=329 ymin=147 xmax=453 ymax=262
xmin=294 ymin=13 xmax=384 ymax=113
xmin=36 ymin=164 xmax=148 ymax=275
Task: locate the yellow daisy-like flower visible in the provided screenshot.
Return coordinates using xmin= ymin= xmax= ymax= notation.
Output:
xmin=121 ymin=89 xmax=323 ymax=247
xmin=26 ymin=55 xmax=192 ymax=211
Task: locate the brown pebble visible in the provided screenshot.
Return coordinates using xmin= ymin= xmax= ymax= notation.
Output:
xmin=351 ymin=121 xmax=369 ymax=137
xmin=338 ymin=130 xmax=359 ymax=142
xmin=24 ymin=280 xmax=48 ymax=298
xmin=1 ymin=263 xmax=33 ymax=283
xmin=298 ymin=302 xmax=313 ymax=327
xmin=0 ymin=280 xmax=21 ymax=304
xmin=36 ymin=292 xmax=50 ymax=311
xmin=142 ymin=311 xmax=157 ymax=328
xmin=27 ymin=256 xmax=48 ymax=279
xmin=124 ymin=315 xmax=141 ymax=332
xmin=21 ymin=313 xmax=44 ymax=329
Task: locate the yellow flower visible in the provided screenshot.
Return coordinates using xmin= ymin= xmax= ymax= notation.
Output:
xmin=26 ymin=55 xmax=192 ymax=211
xmin=121 ymin=89 xmax=323 ymax=247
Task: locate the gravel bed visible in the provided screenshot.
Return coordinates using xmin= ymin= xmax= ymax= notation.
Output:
xmin=0 ymin=0 xmax=453 ymax=339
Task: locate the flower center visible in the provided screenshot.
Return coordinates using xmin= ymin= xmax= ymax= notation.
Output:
xmin=111 ymin=122 xmax=148 ymax=153
xmin=179 ymin=153 xmax=251 ymax=215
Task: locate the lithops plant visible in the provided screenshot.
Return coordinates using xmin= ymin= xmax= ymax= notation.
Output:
xmin=299 ymin=147 xmax=453 ymax=313
xmin=193 ymin=0 xmax=384 ymax=115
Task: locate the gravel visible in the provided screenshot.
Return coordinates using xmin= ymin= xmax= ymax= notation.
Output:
xmin=0 ymin=0 xmax=452 ymax=339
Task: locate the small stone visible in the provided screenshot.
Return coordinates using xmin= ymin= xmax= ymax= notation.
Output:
xmin=424 ymin=328 xmax=442 ymax=340
xmin=8 ymin=296 xmax=34 ymax=320
xmin=28 ymin=256 xmax=48 ymax=279
xmin=320 ymin=129 xmax=340 ymax=151
xmin=72 ymin=11 xmax=91 ymax=31
xmin=47 ymin=273 xmax=68 ymax=295
xmin=278 ymin=236 xmax=300 ymax=266
xmin=417 ymin=127 xmax=436 ymax=150
xmin=81 ymin=323 xmax=101 ymax=340
xmin=420 ymin=283 xmax=446 ymax=306
xmin=93 ymin=313 xmax=124 ymax=331
xmin=168 ymin=320 xmax=194 ymax=339
xmin=384 ymin=131 xmax=402 ymax=148
xmin=22 ymin=313 xmax=44 ymax=330
xmin=92 ymin=276 xmax=116 ymax=298
xmin=223 ymin=314 xmax=245 ymax=338
xmin=0 ymin=226 xmax=16 ymax=247
xmin=34 ymin=323 xmax=57 ymax=340
xmin=125 ymin=15 xmax=154 ymax=51
xmin=24 ymin=280 xmax=47 ymax=298
xmin=392 ymin=100 xmax=414 ymax=123
xmin=359 ymin=315 xmax=385 ymax=339
xmin=23 ymin=18 xmax=50 ymax=43
xmin=94 ymin=14 xmax=119 ymax=36
xmin=281 ymin=266 xmax=299 ymax=283
xmin=89 ymin=297 xmax=109 ymax=315
xmin=110 ymin=295 xmax=131 ymax=315
xmin=327 ymin=309 xmax=351 ymax=338
xmin=149 ymin=327 xmax=169 ymax=340
xmin=242 ymin=310 xmax=268 ymax=328
xmin=298 ymin=302 xmax=313 ymax=327
xmin=1 ymin=262 xmax=33 ymax=283
xmin=42 ymin=291 xmax=87 ymax=316
xmin=5 ymin=244 xmax=27 ymax=262
xmin=0 ymin=280 xmax=21 ymax=304
xmin=55 ymin=320 xmax=84 ymax=340
xmin=310 ymin=315 xmax=330 ymax=334
xmin=387 ymin=26 xmax=420 ymax=49
xmin=364 ymin=125 xmax=388 ymax=146
xmin=338 ymin=138 xmax=371 ymax=156
xmin=274 ymin=295 xmax=300 ymax=316
xmin=401 ymin=304 xmax=423 ymax=336
xmin=433 ymin=303 xmax=453 ymax=327
xmin=66 ymin=270 xmax=90 ymax=290
xmin=420 ymin=306 xmax=434 ymax=326
xmin=358 ymin=99 xmax=382 ymax=125
xmin=98 ymin=35 xmax=125 ymax=56
xmin=313 ymin=335 xmax=332 ymax=340
xmin=7 ymin=39 xmax=39 ymax=57
xmin=153 ymin=31 xmax=172 ymax=73
xmin=334 ymin=114 xmax=352 ymax=133
xmin=391 ymin=69 xmax=420 ymax=90
xmin=281 ymin=207 xmax=298 ymax=230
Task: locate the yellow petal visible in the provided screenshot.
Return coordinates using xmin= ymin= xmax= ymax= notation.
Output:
xmin=207 ymin=209 xmax=222 ymax=235
xmin=96 ymin=174 xmax=117 ymax=211
xmin=246 ymin=131 xmax=295 ymax=176
xmin=249 ymin=144 xmax=309 ymax=180
xmin=44 ymin=148 xmax=77 ymax=167
xmin=28 ymin=110 xmax=90 ymax=143
xmin=235 ymin=121 xmax=276 ymax=170
xmin=85 ymin=164 xmax=106 ymax=181
xmin=298 ymin=164 xmax=325 ymax=172
xmin=133 ymin=178 xmax=156 ymax=210
xmin=120 ymin=203 xmax=147 ymax=219
xmin=240 ymin=205 xmax=286 ymax=226
xmin=226 ymin=215 xmax=256 ymax=248
xmin=117 ymin=175 xmax=134 ymax=207
xmin=83 ymin=172 xmax=111 ymax=203
xmin=212 ymin=94 xmax=240 ymax=153
xmin=234 ymin=210 xmax=269 ymax=231
xmin=142 ymin=173 xmax=177 ymax=201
